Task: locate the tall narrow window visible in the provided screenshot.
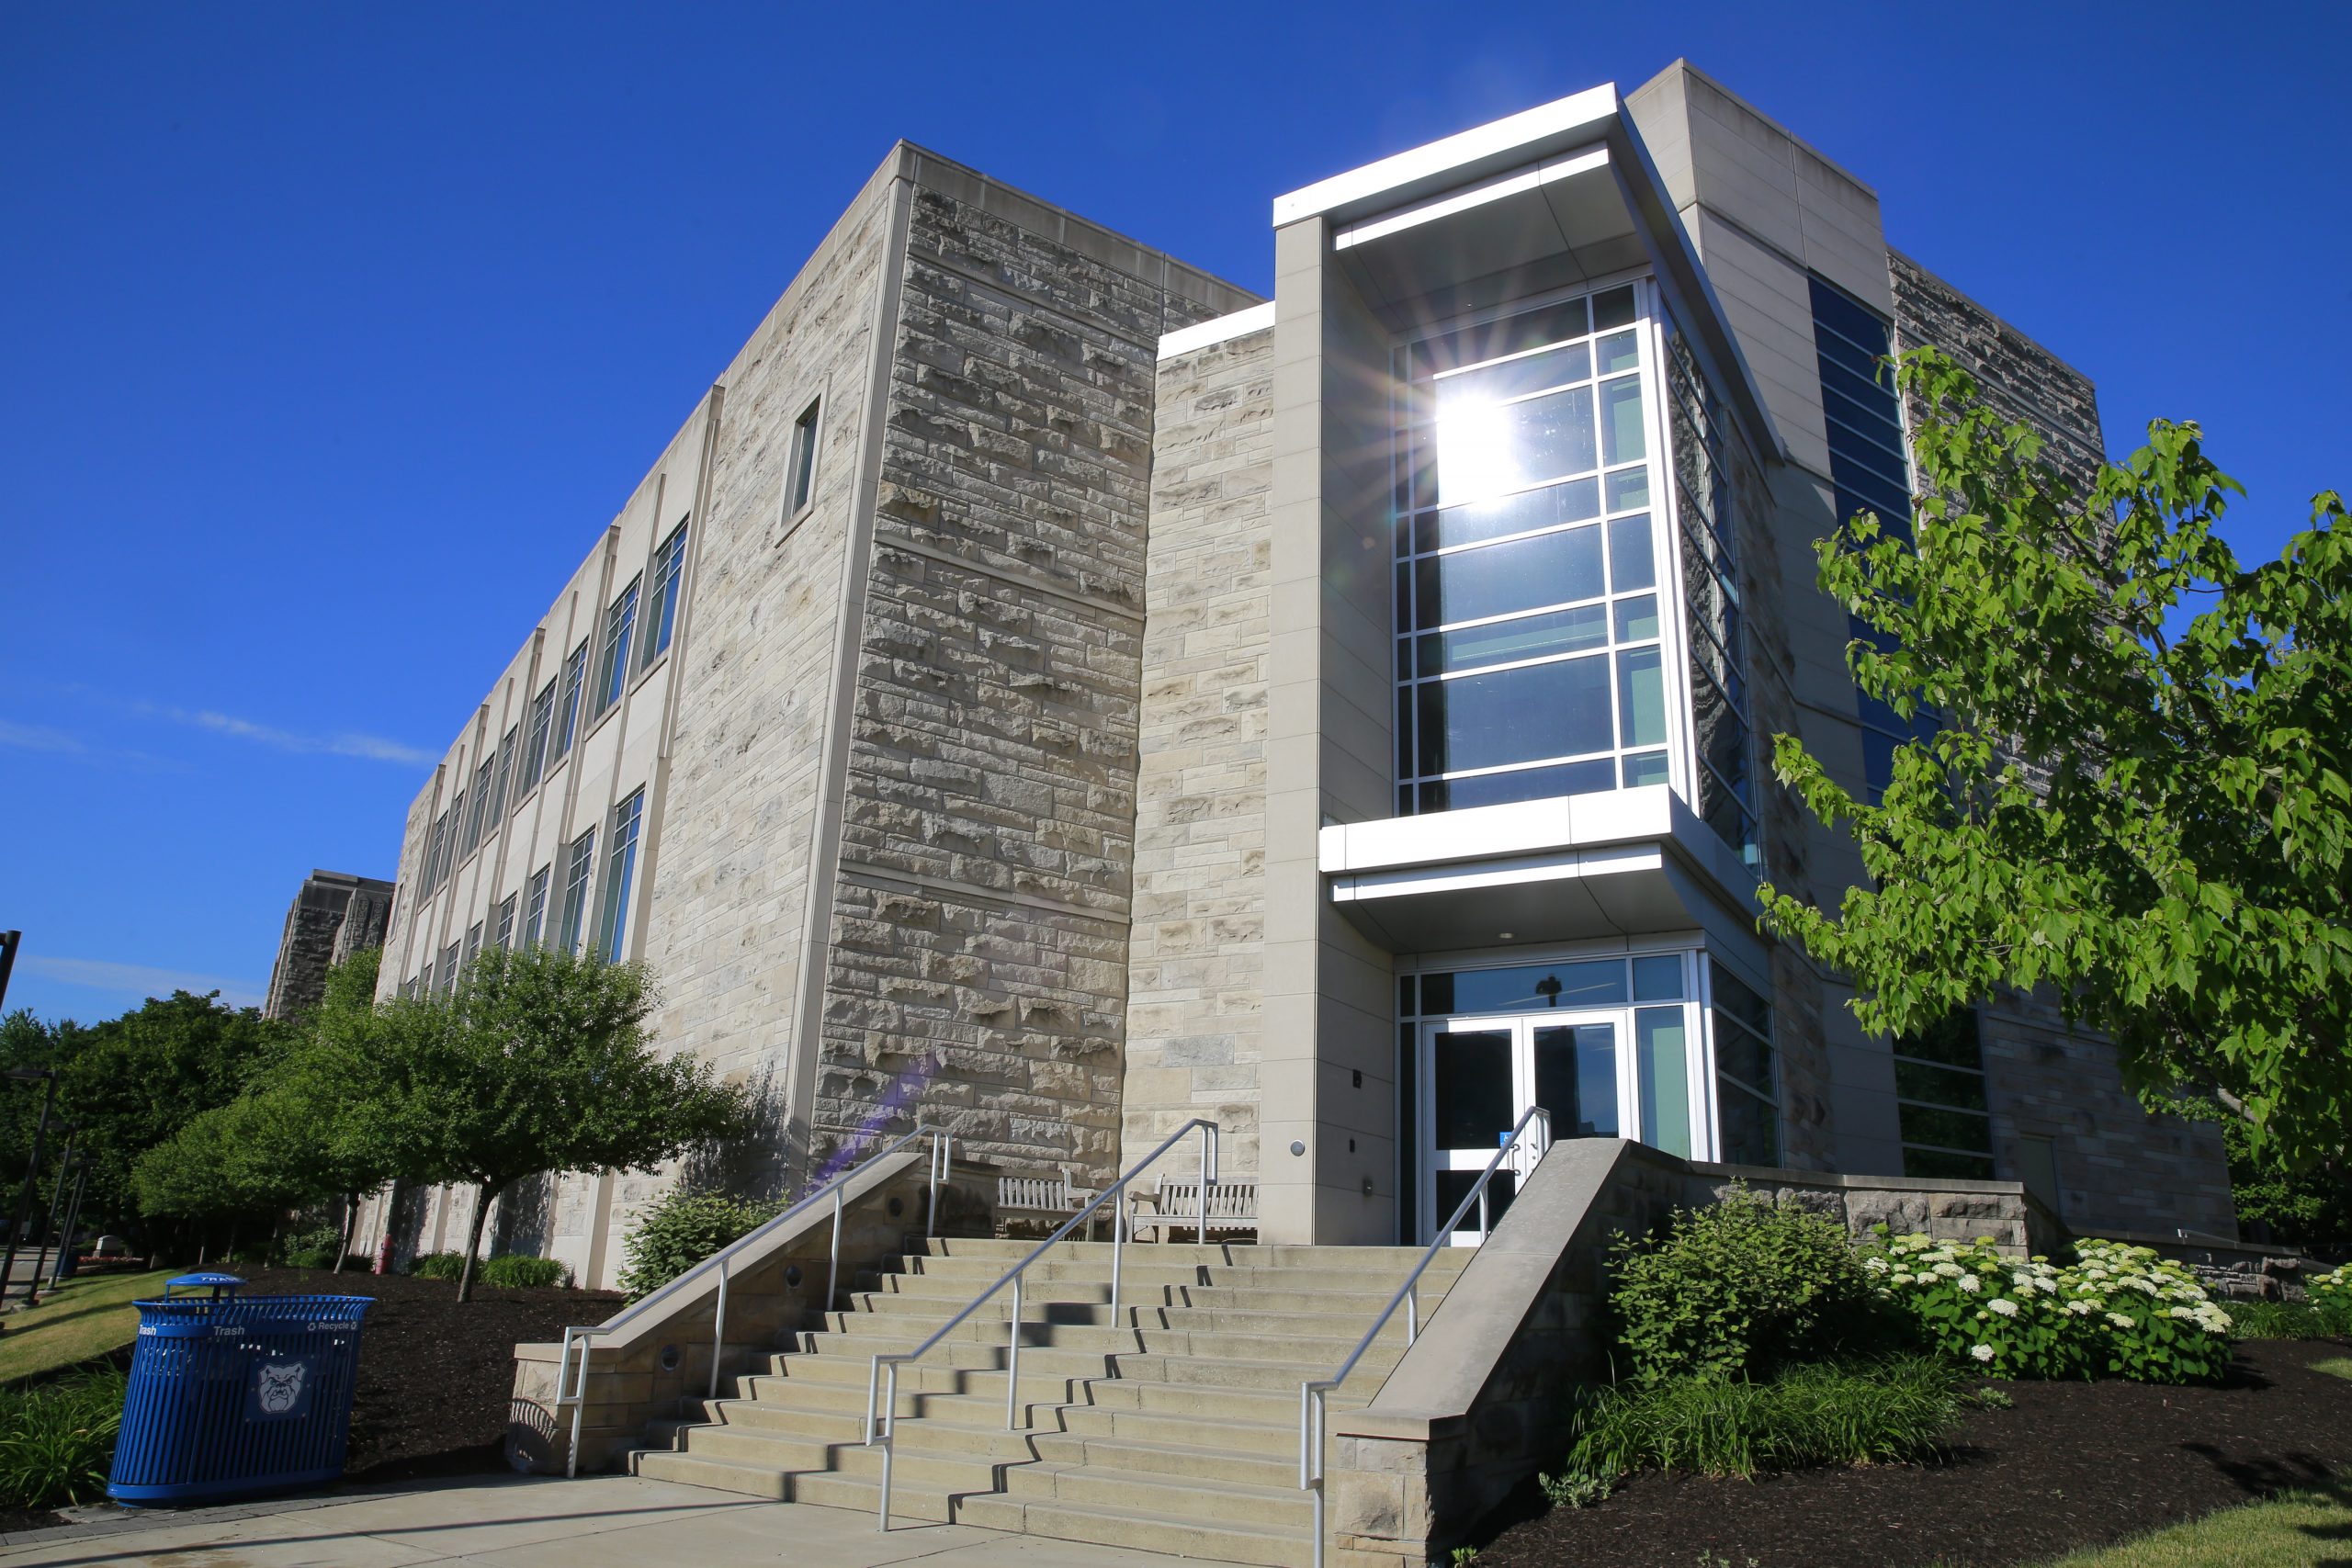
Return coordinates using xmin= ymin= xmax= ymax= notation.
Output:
xmin=787 ymin=399 xmax=821 ymax=517
xmin=436 ymin=941 xmax=461 ymax=998
xmin=463 ymin=759 xmax=493 ymax=857
xmin=1894 ymin=1010 xmax=1995 ymax=1179
xmin=523 ymin=864 xmax=552 ymax=949
xmin=558 ymin=829 xmax=596 ymax=953
xmin=441 ymin=793 xmax=467 ymax=880
xmin=594 ymin=577 xmax=640 ymax=718
xmin=422 ymin=814 xmax=448 ymax=894
xmin=554 ymin=639 xmax=590 ymax=759
xmin=487 ymin=726 xmax=518 ymax=825
xmin=492 ymin=893 xmax=518 ymax=952
xmin=643 ymin=523 xmax=688 ymax=669
xmin=519 ymin=678 xmax=558 ymax=795
xmin=1709 ymin=961 xmax=1779 ymax=1166
xmin=595 ymin=788 xmax=646 ymax=962
xmin=1809 ymin=276 xmax=1927 ymax=804
xmin=463 ymin=920 xmax=483 ymax=971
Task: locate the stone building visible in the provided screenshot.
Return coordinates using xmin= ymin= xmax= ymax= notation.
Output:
xmin=261 ymin=869 xmax=394 ymax=1021
xmin=364 ymin=62 xmax=2233 ymax=1287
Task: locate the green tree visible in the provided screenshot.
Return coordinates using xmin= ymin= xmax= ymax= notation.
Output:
xmin=269 ymin=949 xmax=404 ymax=1270
xmin=1761 ymin=348 xmax=2352 ymax=1166
xmin=55 ymin=990 xmax=288 ymax=1241
xmin=378 ymin=946 xmax=752 ymax=1302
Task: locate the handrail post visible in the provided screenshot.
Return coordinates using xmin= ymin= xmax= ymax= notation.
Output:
xmin=1005 ymin=1273 xmax=1023 ymax=1429
xmin=708 ymin=1256 xmax=730 ymax=1401
xmin=927 ymin=1133 xmax=944 ymax=1237
xmin=1110 ymin=1185 xmax=1125 ymax=1323
xmin=1197 ymin=1121 xmax=1214 ymax=1245
xmin=876 ymin=1360 xmax=900 ymax=1531
xmin=1407 ymin=1282 xmax=1417 ymax=1347
xmin=1478 ymin=1182 xmax=1489 ymax=1242
xmin=827 ymin=1187 xmax=844 ymax=1315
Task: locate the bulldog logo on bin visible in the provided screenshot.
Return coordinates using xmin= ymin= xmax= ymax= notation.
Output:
xmin=250 ymin=1358 xmax=315 ymax=1418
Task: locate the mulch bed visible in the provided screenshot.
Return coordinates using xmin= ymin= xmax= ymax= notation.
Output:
xmin=237 ymin=1266 xmax=621 ymax=1481
xmin=1472 ymin=1337 xmax=2352 ymax=1567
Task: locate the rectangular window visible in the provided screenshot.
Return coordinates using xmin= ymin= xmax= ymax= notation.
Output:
xmin=519 ymin=678 xmax=558 ymax=795
xmin=463 ymin=759 xmax=493 ymax=858
xmin=422 ymin=813 xmax=449 ymax=893
xmin=463 ymin=920 xmax=483 ymax=971
xmin=1709 ymin=960 xmax=1779 ymax=1166
xmin=1894 ymin=1009 xmax=1996 ymax=1179
xmin=523 ymin=864 xmax=552 ymax=949
xmin=441 ymin=794 xmax=467 ymax=881
xmin=1394 ymin=284 xmax=1673 ymax=818
xmin=558 ymin=829 xmax=596 ymax=953
xmin=487 ymin=726 xmax=518 ymax=826
xmin=593 ymin=578 xmax=640 ymax=719
xmin=554 ymin=639 xmax=590 ymax=759
xmin=643 ymin=523 xmax=687 ymax=669
xmin=436 ymin=941 xmax=461 ymax=998
xmin=786 ymin=399 xmax=821 ymax=517
xmin=594 ymin=788 xmax=646 ymax=963
xmin=492 ymin=894 xmax=518 ymax=952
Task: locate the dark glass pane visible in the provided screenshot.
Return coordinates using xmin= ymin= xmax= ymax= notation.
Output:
xmin=1894 ymin=1010 xmax=1984 ymax=1070
xmin=1600 ymin=377 xmax=1646 ymax=465
xmin=1396 ymin=682 xmax=1415 ymax=773
xmin=1592 ymin=286 xmax=1636 ymax=331
xmin=1713 ymin=1013 xmax=1774 ymax=1095
xmin=1421 ymin=604 xmax=1607 ymax=676
xmin=1415 ymin=525 xmax=1604 ymax=629
xmin=1433 ymin=1168 xmax=1517 ymax=1232
xmin=1897 ymin=1102 xmax=1995 ymax=1156
xmin=1398 ymin=975 xmax=1418 ymax=1016
xmin=1432 ymin=1028 xmax=1513 ymax=1147
xmin=1420 ymin=973 xmax=1455 ymax=1015
xmin=1607 ymin=513 xmax=1656 ymax=592
xmin=1902 ymin=1147 xmax=1996 ymax=1181
xmin=1534 ymin=1023 xmax=1619 ymax=1137
xmin=1396 ymin=1024 xmax=1418 ymax=1242
xmin=1718 ymin=1080 xmax=1779 ymax=1166
xmin=1596 ymin=329 xmax=1640 ymax=375
xmin=1418 ymin=477 xmax=1600 ymax=551
xmin=1896 ymin=1058 xmax=1989 ymax=1112
xmin=1419 ymin=757 xmax=1614 ymax=811
xmin=1631 ymin=954 xmax=1683 ymax=1001
xmin=1434 ymin=960 xmax=1627 ymax=1015
xmin=1863 ymin=727 xmax=1899 ymax=798
xmin=1435 ymin=342 xmax=1591 ymax=416
xmin=1416 ymin=655 xmax=1612 ymax=774
xmin=1617 ymin=647 xmax=1667 ymax=749
xmin=1710 ymin=962 xmax=1771 ymax=1036
xmin=1621 ymin=750 xmax=1669 ymax=787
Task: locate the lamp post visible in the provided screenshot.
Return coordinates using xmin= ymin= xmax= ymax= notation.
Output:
xmin=0 ymin=1067 xmax=57 ymax=1312
xmin=28 ymin=1127 xmax=75 ymax=1308
xmin=0 ymin=932 xmax=19 ymax=1011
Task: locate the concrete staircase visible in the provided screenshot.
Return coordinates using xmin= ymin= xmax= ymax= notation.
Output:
xmin=630 ymin=1235 xmax=1470 ymax=1563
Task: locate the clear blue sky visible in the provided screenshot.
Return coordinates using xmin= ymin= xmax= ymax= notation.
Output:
xmin=4 ymin=2 xmax=2346 ymax=1023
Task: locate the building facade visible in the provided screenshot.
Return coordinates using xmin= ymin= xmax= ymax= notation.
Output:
xmin=368 ymin=62 xmax=2233 ymax=1287
xmin=262 ymin=869 xmax=394 ymax=1021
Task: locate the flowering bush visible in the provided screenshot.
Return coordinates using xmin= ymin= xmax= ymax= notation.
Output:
xmin=1860 ymin=1231 xmax=2233 ymax=1385
xmin=2312 ymin=1261 xmax=2352 ymax=1313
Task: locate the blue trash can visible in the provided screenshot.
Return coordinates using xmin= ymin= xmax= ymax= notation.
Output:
xmin=107 ymin=1273 xmax=373 ymax=1505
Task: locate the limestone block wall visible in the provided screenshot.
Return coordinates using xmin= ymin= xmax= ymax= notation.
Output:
xmin=1119 ymin=324 xmax=1275 ymax=1180
xmin=810 ymin=166 xmax=1256 ymax=1190
xmin=262 ymin=870 xmax=394 ymax=1021
xmin=1890 ymin=252 xmax=2234 ymax=1239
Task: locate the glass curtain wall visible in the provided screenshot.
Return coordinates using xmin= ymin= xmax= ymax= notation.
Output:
xmin=1393 ymin=284 xmax=1670 ymax=815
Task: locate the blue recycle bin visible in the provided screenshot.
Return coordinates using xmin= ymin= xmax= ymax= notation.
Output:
xmin=107 ymin=1273 xmax=372 ymax=1505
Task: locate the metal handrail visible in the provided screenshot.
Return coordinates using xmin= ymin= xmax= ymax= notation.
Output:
xmin=552 ymin=1123 xmax=951 ymax=1477
xmin=1296 ymin=1105 xmax=1552 ymax=1568
xmin=863 ymin=1117 xmax=1219 ymax=1530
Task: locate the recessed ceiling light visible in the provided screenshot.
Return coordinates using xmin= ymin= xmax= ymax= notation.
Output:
xmin=1498 ymin=931 xmax=1515 ymax=940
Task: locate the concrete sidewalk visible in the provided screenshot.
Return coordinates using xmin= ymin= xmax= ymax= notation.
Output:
xmin=0 ymin=1473 xmax=1261 ymax=1566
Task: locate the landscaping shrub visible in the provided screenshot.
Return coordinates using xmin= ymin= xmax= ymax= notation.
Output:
xmin=280 ymin=1224 xmax=345 ymax=1270
xmin=1609 ymin=1187 xmax=1892 ymax=1381
xmin=407 ymin=1251 xmax=466 ymax=1280
xmin=1565 ymin=1356 xmax=1962 ymax=1481
xmin=0 ymin=1367 xmax=127 ymax=1511
xmin=2229 ymin=1298 xmax=2352 ymax=1341
xmin=477 ymin=1254 xmax=569 ymax=1290
xmin=616 ymin=1190 xmax=784 ymax=1301
xmin=2314 ymin=1261 xmax=2352 ymax=1314
xmin=1862 ymin=1232 xmax=2233 ymax=1383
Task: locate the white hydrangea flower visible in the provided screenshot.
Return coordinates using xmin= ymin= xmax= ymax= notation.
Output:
xmin=2066 ymin=1299 xmax=2096 ymax=1315
xmin=1933 ymin=1262 xmax=1963 ymax=1279
xmin=1987 ymin=1297 xmax=2020 ymax=1318
xmin=1957 ymin=1274 xmax=1983 ymax=1294
xmin=1863 ymin=1257 xmax=1888 ymax=1273
xmin=1970 ymin=1344 xmax=1996 ymax=1363
xmin=2167 ymin=1305 xmax=2198 ymax=1320
xmin=2106 ymin=1312 xmax=2136 ymax=1330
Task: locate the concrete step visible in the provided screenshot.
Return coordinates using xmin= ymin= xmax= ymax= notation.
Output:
xmin=764 ymin=1339 xmax=1114 ymax=1384
xmin=955 ymin=1492 xmax=1303 ymax=1568
xmin=913 ymin=1238 xmax=1475 ymax=1274
xmin=1026 ymin=1428 xmax=1296 ymax=1489
xmin=1001 ymin=1461 xmax=1312 ymax=1531
xmin=1053 ymin=1400 xmax=1303 ymax=1457
xmin=735 ymin=1369 xmax=1085 ymax=1422
xmin=1105 ymin=1350 xmax=1390 ymax=1393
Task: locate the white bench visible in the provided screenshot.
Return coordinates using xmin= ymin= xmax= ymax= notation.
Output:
xmin=1128 ymin=1177 xmax=1258 ymax=1242
xmin=996 ymin=1174 xmax=1103 ymax=1239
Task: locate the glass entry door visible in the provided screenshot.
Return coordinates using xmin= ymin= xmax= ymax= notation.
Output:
xmin=1421 ymin=1013 xmax=1623 ymax=1244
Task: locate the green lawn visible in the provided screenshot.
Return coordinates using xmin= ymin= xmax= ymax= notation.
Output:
xmin=2041 ymin=1483 xmax=2352 ymax=1566
xmin=0 ymin=1269 xmax=172 ymax=1384
xmin=2314 ymin=1357 xmax=2352 ymax=1382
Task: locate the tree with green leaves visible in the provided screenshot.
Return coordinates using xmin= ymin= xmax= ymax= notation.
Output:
xmin=270 ymin=949 xmax=405 ymax=1269
xmin=1761 ymin=347 xmax=2351 ymax=1169
xmin=377 ymin=945 xmax=752 ymax=1301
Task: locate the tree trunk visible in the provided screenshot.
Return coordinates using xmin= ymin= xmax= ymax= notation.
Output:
xmin=333 ymin=1190 xmax=359 ymax=1275
xmin=455 ymin=1180 xmax=499 ymax=1304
